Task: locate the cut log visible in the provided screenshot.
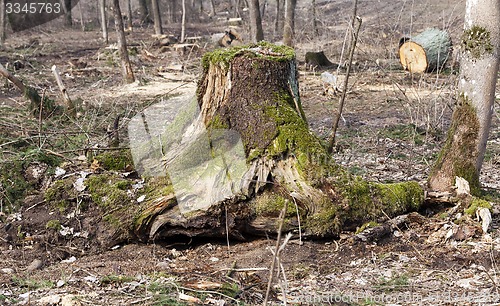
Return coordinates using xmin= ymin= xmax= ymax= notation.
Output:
xmin=126 ymin=42 xmax=424 ymax=241
xmin=399 ymin=28 xmax=451 ymax=73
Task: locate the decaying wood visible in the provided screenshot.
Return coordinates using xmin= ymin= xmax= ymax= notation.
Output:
xmin=128 ymin=43 xmax=425 ymax=242
xmin=304 ymin=51 xmax=335 ymax=68
xmin=399 ymin=28 xmax=451 ymax=73
xmin=51 ymin=65 xmax=76 ymax=118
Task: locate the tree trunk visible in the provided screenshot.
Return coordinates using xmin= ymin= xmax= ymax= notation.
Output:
xmin=112 ymin=0 xmax=135 ymax=84
xmin=128 ymin=43 xmax=424 ymax=241
xmin=283 ymin=0 xmax=296 ymax=46
xmin=209 ymin=0 xmax=216 ymax=16
xmin=64 ymin=0 xmax=73 ymax=27
xmin=399 ymin=28 xmax=452 ymax=73
xmin=126 ymin=0 xmax=133 ymax=31
xmin=151 ymin=0 xmax=163 ymax=34
xmin=311 ymin=0 xmax=318 ymax=35
xmin=137 ymin=0 xmax=152 ymax=24
xmin=428 ymin=0 xmax=499 ymax=195
xmin=248 ymin=0 xmax=264 ymax=42
xmin=180 ymin=0 xmax=186 ymax=43
xmin=0 ymin=0 xmax=5 ymax=45
xmin=99 ymin=0 xmax=108 ymax=44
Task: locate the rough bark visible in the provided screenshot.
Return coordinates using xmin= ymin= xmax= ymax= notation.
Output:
xmin=128 ymin=43 xmax=424 ymax=241
xmin=399 ymin=28 xmax=452 ymax=73
xmin=283 ymin=0 xmax=296 ymax=46
xmin=112 ymin=0 xmax=135 ymax=84
xmin=428 ymin=0 xmax=499 ymax=195
xmin=151 ymin=0 xmax=163 ymax=34
xmin=248 ymin=0 xmax=264 ymax=42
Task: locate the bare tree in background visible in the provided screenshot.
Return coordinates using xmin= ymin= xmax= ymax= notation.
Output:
xmin=209 ymin=0 xmax=216 ymax=16
xmin=283 ymin=0 xmax=297 ymax=46
xmin=0 ymin=0 xmax=5 ymax=45
xmin=311 ymin=0 xmax=318 ymax=35
xmin=137 ymin=0 xmax=152 ymax=24
xmin=180 ymin=0 xmax=186 ymax=42
xmin=274 ymin=0 xmax=284 ymax=36
xmin=428 ymin=0 xmax=499 ymax=195
xmin=248 ymin=0 xmax=264 ymax=42
xmin=167 ymin=1 xmax=178 ymax=23
xmin=63 ymin=0 xmax=72 ymax=27
xmin=112 ymin=0 xmax=135 ymax=84
xmin=99 ymin=0 xmax=108 ymax=44
xmin=151 ymin=0 xmax=163 ymax=34
xmin=126 ymin=0 xmax=133 ymax=31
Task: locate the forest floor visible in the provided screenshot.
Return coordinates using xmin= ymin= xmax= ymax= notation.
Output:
xmin=1 ymin=0 xmax=500 ymax=305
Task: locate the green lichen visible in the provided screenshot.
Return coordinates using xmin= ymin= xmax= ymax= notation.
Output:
xmin=306 ymin=198 xmax=341 ymax=236
xmin=253 ymin=192 xmax=296 ymax=217
xmin=464 ymin=197 xmax=492 ymax=216
xmin=461 ymin=25 xmax=494 ymax=59
xmin=94 ymin=149 xmax=134 ymax=171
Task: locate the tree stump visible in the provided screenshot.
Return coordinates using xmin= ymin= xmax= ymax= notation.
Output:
xmin=129 ymin=43 xmax=424 ymax=241
xmin=399 ymin=28 xmax=451 ymax=73
xmin=305 ymin=51 xmax=335 ymax=68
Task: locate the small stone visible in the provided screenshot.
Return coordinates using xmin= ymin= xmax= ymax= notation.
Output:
xmin=27 ymin=259 xmax=43 ymax=272
xmin=156 ymin=262 xmax=170 ymax=270
xmin=61 ymin=294 xmax=82 ymax=306
xmin=1 ymin=268 xmax=14 ymax=274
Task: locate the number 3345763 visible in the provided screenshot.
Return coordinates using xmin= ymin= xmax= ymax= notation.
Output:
xmin=5 ymin=2 xmax=61 ymax=14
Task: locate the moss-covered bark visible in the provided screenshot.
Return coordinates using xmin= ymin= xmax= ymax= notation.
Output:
xmin=130 ymin=43 xmax=425 ymax=240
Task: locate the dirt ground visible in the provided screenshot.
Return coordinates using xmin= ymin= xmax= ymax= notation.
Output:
xmin=1 ymin=0 xmax=500 ymax=305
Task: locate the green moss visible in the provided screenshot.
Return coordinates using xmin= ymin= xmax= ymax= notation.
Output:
xmin=44 ymin=179 xmax=76 ymax=211
xmin=253 ymin=193 xmax=295 ymax=217
xmin=430 ymin=97 xmax=481 ymax=195
xmin=306 ymin=198 xmax=341 ymax=236
xmin=85 ymin=174 xmax=131 ymax=209
xmin=94 ymin=150 xmax=134 ymax=171
xmin=45 ymin=219 xmax=62 ymax=231
xmin=464 ymin=197 xmax=492 ymax=216
xmin=355 ymin=221 xmax=380 ymax=234
xmin=461 ymin=25 xmax=494 ymax=59
xmin=201 ymin=41 xmax=296 ymax=71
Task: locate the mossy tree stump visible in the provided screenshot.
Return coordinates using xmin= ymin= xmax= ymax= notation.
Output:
xmin=132 ymin=43 xmax=424 ymax=241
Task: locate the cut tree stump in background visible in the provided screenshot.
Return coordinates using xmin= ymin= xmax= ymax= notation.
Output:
xmin=399 ymin=28 xmax=451 ymax=73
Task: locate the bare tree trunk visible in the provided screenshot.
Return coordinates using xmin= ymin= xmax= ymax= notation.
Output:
xmin=248 ymin=0 xmax=264 ymax=42
xmin=137 ymin=0 xmax=152 ymax=24
xmin=112 ymin=0 xmax=135 ymax=84
xmin=180 ymin=0 xmax=186 ymax=42
xmin=209 ymin=0 xmax=216 ymax=16
xmin=274 ymin=0 xmax=284 ymax=36
xmin=260 ymin=0 xmax=267 ymax=19
xmin=151 ymin=0 xmax=163 ymax=34
xmin=0 ymin=0 xmax=5 ymax=45
xmin=311 ymin=0 xmax=318 ymax=35
xmin=428 ymin=0 xmax=499 ymax=195
xmin=283 ymin=0 xmax=296 ymax=46
xmin=126 ymin=0 xmax=133 ymax=31
xmin=63 ymin=0 xmax=73 ymax=27
xmin=99 ymin=0 xmax=108 ymax=44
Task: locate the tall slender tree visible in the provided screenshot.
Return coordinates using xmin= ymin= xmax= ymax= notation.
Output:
xmin=428 ymin=0 xmax=499 ymax=195
xmin=248 ymin=0 xmax=264 ymax=42
xmin=0 ymin=0 xmax=5 ymax=46
xmin=63 ymin=0 xmax=73 ymax=27
xmin=151 ymin=0 xmax=163 ymax=34
xmin=99 ymin=0 xmax=108 ymax=44
xmin=283 ymin=0 xmax=297 ymax=46
xmin=112 ymin=0 xmax=135 ymax=84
